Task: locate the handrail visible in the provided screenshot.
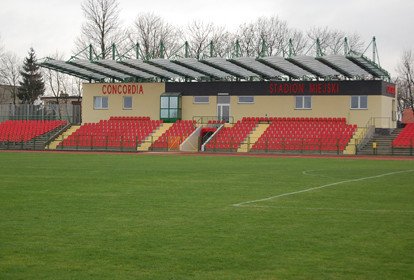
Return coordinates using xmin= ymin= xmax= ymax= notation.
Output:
xmin=192 ymin=116 xmax=234 ymax=124
xmin=355 ymin=116 xmax=394 ymax=150
xmin=45 ymin=123 xmax=72 ymax=146
xmin=201 ymin=124 xmax=224 ymax=151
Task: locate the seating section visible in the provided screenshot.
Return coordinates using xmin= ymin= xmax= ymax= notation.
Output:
xmin=151 ymin=120 xmax=196 ymax=149
xmin=59 ymin=116 xmax=162 ymax=149
xmin=392 ymin=123 xmax=414 ymax=148
xmin=0 ymin=120 xmax=67 ymax=142
xmin=0 ymin=117 xmax=358 ymax=153
xmin=205 ymin=118 xmax=258 ymax=151
xmin=251 ymin=117 xmax=356 ymax=152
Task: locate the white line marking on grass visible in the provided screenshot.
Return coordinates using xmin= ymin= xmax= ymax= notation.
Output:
xmin=232 ymin=169 xmax=414 ymax=207
xmin=302 ymin=169 xmax=335 ymax=179
xmin=235 ymin=205 xmax=414 ymax=214
xmin=302 ymin=169 xmax=327 ymax=176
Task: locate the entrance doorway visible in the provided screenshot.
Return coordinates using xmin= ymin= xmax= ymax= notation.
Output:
xmin=217 ymin=104 xmax=230 ymax=122
xmin=217 ymin=94 xmax=230 ymax=122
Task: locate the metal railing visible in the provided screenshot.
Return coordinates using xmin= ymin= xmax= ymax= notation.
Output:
xmin=366 ymin=117 xmax=394 ymax=129
xmin=204 ymin=136 xmax=347 ymax=155
xmin=2 ymin=125 xmax=413 ymax=156
xmin=192 ymin=116 xmax=234 ymax=124
xmin=47 ymin=134 xmax=190 ymax=152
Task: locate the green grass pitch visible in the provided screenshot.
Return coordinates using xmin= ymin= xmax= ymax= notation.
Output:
xmin=0 ymin=152 xmax=413 ymax=279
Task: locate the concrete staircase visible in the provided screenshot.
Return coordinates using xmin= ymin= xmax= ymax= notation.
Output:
xmin=343 ymin=127 xmax=365 ymax=155
xmin=238 ymin=123 xmax=270 ymax=153
xmin=357 ymin=128 xmax=402 ymax=155
xmin=137 ymin=123 xmax=173 ymax=151
xmin=47 ymin=125 xmax=81 ymax=150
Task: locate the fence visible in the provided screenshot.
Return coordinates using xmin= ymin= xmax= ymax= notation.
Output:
xmin=1 ymin=133 xmax=413 ymax=155
xmin=45 ymin=135 xmax=350 ymax=154
xmin=49 ymin=134 xmax=190 ymax=152
xmin=0 ymin=104 xmax=81 ymax=124
xmin=204 ymin=136 xmax=348 ymax=155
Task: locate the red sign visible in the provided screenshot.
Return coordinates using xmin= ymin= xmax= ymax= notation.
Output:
xmin=102 ymin=84 xmax=144 ymax=95
xmin=269 ymin=82 xmax=340 ymax=95
xmin=386 ymin=85 xmax=396 ymax=95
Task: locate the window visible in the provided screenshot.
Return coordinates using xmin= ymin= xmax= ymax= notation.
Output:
xmin=160 ymin=96 xmax=169 ymax=109
xmin=160 ymin=94 xmax=182 ymax=121
xmin=160 ymin=96 xmax=170 ymax=119
xmin=93 ymin=96 xmax=108 ymax=110
xmin=295 ymin=96 xmax=311 ymax=109
xmin=194 ymin=96 xmax=209 ymax=104
xmin=160 ymin=109 xmax=169 ymax=118
xmin=169 ymin=109 xmax=178 ymax=118
xmin=238 ymin=96 xmax=254 ymax=104
xmin=351 ymin=96 xmax=368 ymax=109
xmin=217 ymin=94 xmax=230 ymax=104
xmin=170 ymin=96 xmax=178 ymax=108
xmin=123 ymin=96 xmax=132 ymax=110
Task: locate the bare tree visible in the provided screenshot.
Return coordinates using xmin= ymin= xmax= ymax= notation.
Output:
xmin=307 ymin=27 xmax=365 ymax=56
xmin=186 ymin=21 xmax=216 ymax=59
xmin=307 ymin=26 xmax=335 ymax=55
xmin=396 ymin=50 xmax=414 ymax=116
xmin=236 ymin=22 xmax=257 ymax=57
xmin=257 ymin=16 xmax=289 ymax=56
xmin=44 ymin=52 xmax=85 ymax=119
xmin=44 ymin=53 xmax=69 ymax=118
xmin=347 ymin=32 xmax=365 ymax=54
xmin=287 ymin=29 xmax=309 ymax=56
xmin=236 ymin=16 xmax=290 ymax=57
xmin=61 ymin=75 xmax=83 ymax=101
xmin=210 ymin=28 xmax=235 ymax=58
xmin=129 ymin=13 xmax=182 ymax=59
xmin=184 ymin=21 xmax=235 ymax=59
xmin=75 ymin=0 xmax=126 ymax=59
xmin=0 ymin=52 xmax=21 ymax=104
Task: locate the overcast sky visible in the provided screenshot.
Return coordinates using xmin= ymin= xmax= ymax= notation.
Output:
xmin=0 ymin=0 xmax=413 ymax=77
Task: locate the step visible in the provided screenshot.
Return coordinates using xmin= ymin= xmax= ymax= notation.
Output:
xmin=358 ymin=128 xmax=403 ymax=154
xmin=238 ymin=123 xmax=269 ymax=152
xmin=343 ymin=127 xmax=364 ymax=155
xmin=137 ymin=123 xmax=173 ymax=151
xmin=47 ymin=125 xmax=80 ymax=150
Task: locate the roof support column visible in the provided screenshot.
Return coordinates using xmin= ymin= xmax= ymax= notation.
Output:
xmin=89 ymin=44 xmax=93 ymax=61
xmin=344 ymin=37 xmax=349 ymax=55
xmin=185 ymin=41 xmax=189 ymax=58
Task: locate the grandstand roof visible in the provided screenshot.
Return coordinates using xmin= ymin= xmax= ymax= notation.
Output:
xmin=316 ymin=55 xmax=371 ymax=78
xmin=39 ymin=54 xmax=390 ymax=82
xmin=174 ymin=58 xmax=230 ymax=79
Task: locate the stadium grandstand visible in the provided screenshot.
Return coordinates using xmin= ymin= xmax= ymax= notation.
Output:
xmin=0 ymin=37 xmax=411 ymax=155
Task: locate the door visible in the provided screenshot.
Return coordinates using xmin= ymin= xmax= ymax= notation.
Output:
xmin=217 ymin=104 xmax=230 ymax=122
xmin=217 ymin=94 xmax=230 ymax=122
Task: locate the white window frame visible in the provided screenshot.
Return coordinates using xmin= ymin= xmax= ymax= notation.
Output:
xmin=93 ymin=96 xmax=108 ymax=110
xmin=238 ymin=96 xmax=254 ymax=104
xmin=295 ymin=96 xmax=312 ymax=110
xmin=350 ymin=95 xmax=368 ymax=110
xmin=193 ymin=96 xmax=210 ymax=104
xmin=123 ymin=96 xmax=133 ymax=110
xmin=217 ymin=93 xmax=230 ymax=104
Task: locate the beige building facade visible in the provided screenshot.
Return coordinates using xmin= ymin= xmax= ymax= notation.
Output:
xmin=82 ymin=82 xmax=165 ymax=123
xmin=82 ymin=80 xmax=396 ymax=128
